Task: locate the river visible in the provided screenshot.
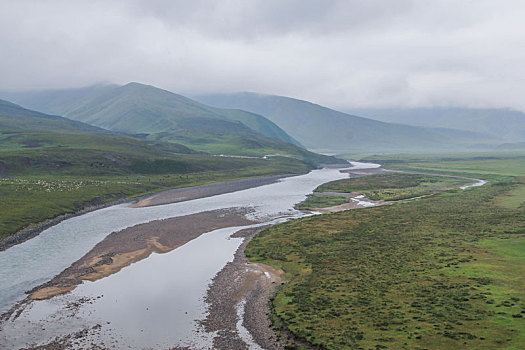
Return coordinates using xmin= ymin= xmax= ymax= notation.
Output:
xmin=0 ymin=162 xmax=380 ymax=349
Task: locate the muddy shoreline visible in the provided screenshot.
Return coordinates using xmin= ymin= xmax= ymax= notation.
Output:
xmin=0 ymin=174 xmax=292 ymax=252
xmin=27 ymin=208 xmax=254 ymax=301
xmin=202 ymin=226 xmax=287 ymax=349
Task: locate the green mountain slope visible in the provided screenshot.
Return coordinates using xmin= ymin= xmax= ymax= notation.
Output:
xmin=2 ymin=83 xmax=301 ymax=148
xmin=1 ymin=84 xmax=341 ymax=164
xmin=0 ymin=99 xmax=102 ymax=134
xmin=0 ymin=98 xmax=331 ymax=179
xmin=0 ymin=100 xmax=322 ymax=241
xmin=196 ymin=93 xmax=497 ymax=153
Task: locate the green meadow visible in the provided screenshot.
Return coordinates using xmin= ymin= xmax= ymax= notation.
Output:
xmin=0 ymin=134 xmax=312 ymax=240
xmin=316 ymin=173 xmax=471 ymax=201
xmin=246 ymin=154 xmax=525 ymax=349
xmin=298 ymin=194 xmax=349 ymax=210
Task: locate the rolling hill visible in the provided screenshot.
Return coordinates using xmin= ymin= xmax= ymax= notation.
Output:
xmin=0 ymin=99 xmax=329 ymax=241
xmin=0 ymin=96 xmax=340 ymax=175
xmin=1 ymin=83 xmax=304 ymax=155
xmin=196 ymin=92 xmax=498 ymax=153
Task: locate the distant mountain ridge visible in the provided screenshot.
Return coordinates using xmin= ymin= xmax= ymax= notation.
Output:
xmin=0 ymin=85 xmax=340 ymax=164
xmin=0 ymin=98 xmax=338 ymax=177
xmin=196 ymin=92 xmax=496 ymax=153
xmin=2 ymin=83 xmax=301 ymax=147
xmin=345 ymin=107 xmax=525 ymax=143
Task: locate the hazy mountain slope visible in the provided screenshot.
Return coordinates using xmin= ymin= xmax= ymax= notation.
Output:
xmin=0 ymin=99 xmax=331 ymax=179
xmin=0 ymin=87 xmax=339 ymax=164
xmin=0 ymin=99 xmax=103 ymax=134
xmin=496 ymin=142 xmax=525 ymax=150
xmin=346 ymin=107 xmax=525 ymax=142
xmin=196 ymin=93 xmax=494 ymax=153
xmin=0 ymin=98 xmax=199 ymax=155
xmin=1 ymin=83 xmax=301 ymax=147
xmin=0 ymin=85 xmax=118 ymax=117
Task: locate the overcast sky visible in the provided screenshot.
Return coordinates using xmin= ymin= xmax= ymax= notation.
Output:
xmin=1 ymin=0 xmax=525 ymax=110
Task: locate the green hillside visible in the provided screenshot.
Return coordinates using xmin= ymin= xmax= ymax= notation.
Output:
xmin=1 ymin=83 xmax=303 ymax=153
xmin=0 ymin=100 xmax=323 ymax=240
xmin=196 ymin=93 xmax=498 ymax=153
xmin=0 ymin=99 xmax=102 ymax=134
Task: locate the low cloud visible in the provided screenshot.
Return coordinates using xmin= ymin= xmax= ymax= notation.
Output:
xmin=1 ymin=0 xmax=525 ymax=111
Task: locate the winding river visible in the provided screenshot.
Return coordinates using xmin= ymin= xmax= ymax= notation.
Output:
xmin=0 ymin=162 xmax=380 ymax=349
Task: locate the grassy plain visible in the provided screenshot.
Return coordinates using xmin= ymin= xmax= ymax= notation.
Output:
xmin=316 ymin=173 xmax=471 ymax=201
xmin=246 ymin=153 xmax=525 ymax=349
xmin=298 ymin=194 xmax=349 ymax=210
xmin=361 ymin=152 xmax=525 ymax=178
xmin=0 ymin=136 xmax=312 ymax=240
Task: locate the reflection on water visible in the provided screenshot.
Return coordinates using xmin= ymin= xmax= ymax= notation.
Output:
xmin=0 ymin=162 xmax=379 ymax=349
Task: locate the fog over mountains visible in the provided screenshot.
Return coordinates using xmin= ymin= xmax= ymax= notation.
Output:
xmin=196 ymin=92 xmax=507 ymax=153
xmin=346 ymin=107 xmax=525 ymax=144
xmin=4 ymin=83 xmax=523 ymax=155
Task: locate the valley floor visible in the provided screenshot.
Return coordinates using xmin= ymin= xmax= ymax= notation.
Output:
xmin=0 ymin=163 xmax=306 ymax=251
xmin=246 ymin=154 xmax=525 ymax=349
xmin=2 ymin=155 xmax=523 ymax=349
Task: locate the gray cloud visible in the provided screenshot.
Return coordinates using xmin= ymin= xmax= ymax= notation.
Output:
xmin=1 ymin=0 xmax=525 ymax=111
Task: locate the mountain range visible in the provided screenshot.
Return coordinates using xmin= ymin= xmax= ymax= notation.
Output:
xmin=1 ymin=83 xmax=310 ymax=157
xmin=196 ymin=92 xmax=501 ymax=153
xmin=346 ymin=107 xmax=525 ymax=143
xmin=0 ymin=97 xmax=339 ymax=177
xmin=3 ymin=84 xmax=522 ymax=157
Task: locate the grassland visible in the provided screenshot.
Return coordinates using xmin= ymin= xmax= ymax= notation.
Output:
xmin=361 ymin=152 xmax=525 ymax=178
xmin=316 ymin=173 xmax=471 ymax=201
xmin=246 ymin=154 xmax=525 ymax=349
xmin=0 ymin=154 xmax=310 ymax=241
xmin=0 ymin=128 xmax=316 ymax=241
xmin=298 ymin=194 xmax=349 ymax=210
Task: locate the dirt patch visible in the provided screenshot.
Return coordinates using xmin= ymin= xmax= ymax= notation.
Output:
xmin=132 ymin=175 xmax=291 ymax=207
xmin=20 ymin=140 xmax=46 ymax=148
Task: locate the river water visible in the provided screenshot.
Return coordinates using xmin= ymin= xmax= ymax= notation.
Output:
xmin=0 ymin=162 xmax=379 ymax=349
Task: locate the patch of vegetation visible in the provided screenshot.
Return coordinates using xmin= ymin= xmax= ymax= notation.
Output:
xmin=495 ymin=184 xmax=525 ymax=209
xmin=317 ymin=173 xmax=471 ymax=201
xmin=360 ymin=152 xmax=525 ymax=178
xmin=298 ymin=194 xmax=349 ymax=210
xmin=246 ymin=157 xmax=525 ymax=349
xmin=0 ymin=98 xmax=336 ymax=240
xmin=0 ymin=154 xmax=311 ymax=240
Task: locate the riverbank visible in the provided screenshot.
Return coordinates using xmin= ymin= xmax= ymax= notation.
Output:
xmin=0 ymin=174 xmax=292 ymax=252
xmin=201 ymin=225 xmax=286 ymax=349
xmin=0 ymin=164 xmax=369 ymax=349
xmin=132 ymin=174 xmax=291 ymax=207
xmin=299 ymin=168 xmax=486 ymax=213
xmin=27 ymin=208 xmax=254 ymax=301
xmin=244 ymin=157 xmax=518 ymax=349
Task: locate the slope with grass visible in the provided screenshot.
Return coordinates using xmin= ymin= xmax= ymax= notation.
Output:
xmin=316 ymin=173 xmax=472 ymax=201
xmin=1 ymin=84 xmax=315 ymax=157
xmin=246 ymin=155 xmax=525 ymax=349
xmin=0 ymin=100 xmax=316 ymax=242
xmin=196 ymin=92 xmax=496 ymax=153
